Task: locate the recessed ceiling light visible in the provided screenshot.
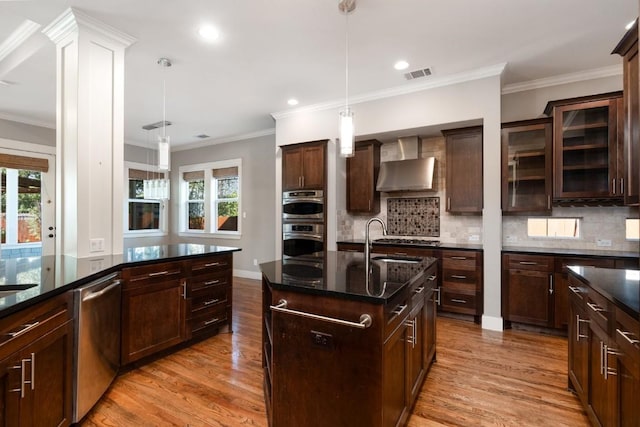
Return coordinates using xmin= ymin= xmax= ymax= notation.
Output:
xmin=625 ymin=20 xmax=636 ymax=30
xmin=394 ymin=60 xmax=409 ymax=71
xmin=287 ymin=98 xmax=299 ymax=106
xmin=198 ymin=25 xmax=220 ymax=41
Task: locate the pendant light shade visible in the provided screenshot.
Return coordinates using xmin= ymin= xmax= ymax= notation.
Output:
xmin=157 ymin=57 xmax=171 ymax=171
xmin=338 ymin=0 xmax=356 ymax=158
xmin=339 ymin=108 xmax=354 ymax=157
xmin=158 ymin=135 xmax=170 ymax=171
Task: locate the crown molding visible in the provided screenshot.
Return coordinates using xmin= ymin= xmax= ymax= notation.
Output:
xmin=501 ymin=65 xmax=622 ymax=94
xmin=43 ymin=7 xmax=136 ymax=47
xmin=0 ymin=112 xmax=55 ymax=129
xmin=271 ymin=63 xmax=507 ymax=120
xmin=0 ymin=20 xmax=41 ymax=63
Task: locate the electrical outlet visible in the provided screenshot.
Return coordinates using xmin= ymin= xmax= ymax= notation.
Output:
xmin=505 ymin=235 xmax=517 ymax=243
xmin=468 ymin=234 xmax=480 ymax=242
xmin=89 ymin=238 xmax=105 ymax=252
xmin=596 ymin=239 xmax=612 ymax=247
xmin=90 ymin=259 xmax=105 ymax=273
xmin=253 ymin=258 xmax=258 ymax=266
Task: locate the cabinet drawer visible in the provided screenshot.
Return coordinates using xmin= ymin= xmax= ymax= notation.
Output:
xmin=384 ymin=290 xmax=410 ymax=338
xmin=567 ymin=276 xmax=588 ymax=305
xmin=191 ymin=270 xmax=230 ymax=292
xmin=122 ymin=261 xmax=185 ymax=289
xmin=337 ymin=243 xmax=364 ymax=252
xmin=440 ymin=290 xmax=478 ymax=315
xmin=442 ymin=268 xmax=478 ymax=289
xmin=585 ymin=288 xmax=611 ymax=332
xmin=615 ymin=307 xmax=640 ymax=365
xmin=442 ymin=250 xmax=477 ymax=271
xmin=191 ymin=254 xmax=232 ymax=276
xmin=191 ymin=286 xmax=230 ymax=314
xmin=506 ymin=254 xmax=553 ymax=271
xmin=556 ymin=257 xmax=615 ymax=271
xmin=190 ymin=304 xmax=228 ymax=335
xmin=373 ymin=245 xmax=436 ymax=258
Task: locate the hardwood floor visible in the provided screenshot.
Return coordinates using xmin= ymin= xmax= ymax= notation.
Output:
xmin=81 ymin=277 xmax=589 ymax=426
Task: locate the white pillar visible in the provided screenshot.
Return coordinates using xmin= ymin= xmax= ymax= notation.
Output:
xmin=43 ymin=8 xmax=135 ymax=258
xmin=5 ymin=169 xmax=18 ymax=245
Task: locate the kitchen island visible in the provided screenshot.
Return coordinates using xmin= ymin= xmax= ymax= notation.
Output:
xmin=261 ymin=251 xmax=438 ymax=427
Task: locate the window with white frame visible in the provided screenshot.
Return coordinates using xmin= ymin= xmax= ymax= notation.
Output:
xmin=124 ymin=162 xmax=168 ymax=236
xmin=527 ymin=217 xmax=580 ymax=238
xmin=179 ymin=159 xmax=241 ymax=237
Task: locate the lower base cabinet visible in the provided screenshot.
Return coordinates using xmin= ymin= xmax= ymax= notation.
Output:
xmin=568 ymin=274 xmax=640 ymax=427
xmin=262 ymin=262 xmax=438 ymax=427
xmin=0 ymin=293 xmax=73 ymax=427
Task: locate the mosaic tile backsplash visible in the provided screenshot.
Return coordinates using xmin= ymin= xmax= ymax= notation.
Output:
xmin=387 ymin=197 xmax=440 ymax=236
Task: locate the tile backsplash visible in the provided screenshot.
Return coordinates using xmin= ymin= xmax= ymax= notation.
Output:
xmin=387 ymin=197 xmax=439 ymax=236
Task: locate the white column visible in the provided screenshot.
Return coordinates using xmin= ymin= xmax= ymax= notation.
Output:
xmin=5 ymin=169 xmax=18 ymax=245
xmin=43 ymin=8 xmax=135 ymax=258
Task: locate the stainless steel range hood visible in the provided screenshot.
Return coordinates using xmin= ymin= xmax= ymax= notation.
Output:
xmin=376 ymin=136 xmax=435 ymax=192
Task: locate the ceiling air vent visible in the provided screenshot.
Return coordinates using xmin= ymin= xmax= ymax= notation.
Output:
xmin=196 ymin=134 xmax=210 ymax=139
xmin=404 ymin=67 xmax=432 ymax=81
xmin=142 ymin=120 xmax=172 ymax=130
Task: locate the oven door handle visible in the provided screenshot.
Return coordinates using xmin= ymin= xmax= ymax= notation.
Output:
xmin=283 ymin=233 xmax=324 ymax=242
xmin=283 ymin=198 xmax=324 ymax=204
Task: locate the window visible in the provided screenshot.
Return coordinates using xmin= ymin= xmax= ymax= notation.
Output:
xmin=527 ymin=217 xmax=580 ymax=238
xmin=179 ymin=159 xmax=241 ymax=237
xmin=124 ymin=162 xmax=168 ymax=237
xmin=626 ymin=218 xmax=639 ymax=240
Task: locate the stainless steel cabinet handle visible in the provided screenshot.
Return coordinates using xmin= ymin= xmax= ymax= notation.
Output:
xmin=203 ymin=299 xmax=220 ymax=306
xmin=451 ymin=256 xmax=467 ymax=260
xmin=301 ymin=176 xmax=305 ymax=188
xmin=204 ymin=262 xmax=222 ymax=267
xmin=549 ymin=274 xmax=554 ymax=295
xmin=612 ymin=178 xmax=616 ymax=195
xmin=547 ymin=195 xmax=551 ymax=210
xmin=148 ymin=270 xmax=169 ymax=277
xmin=451 ymin=274 xmax=467 ymax=280
xmin=393 ymin=252 xmax=408 ymax=256
xmin=204 ymin=318 xmax=220 ymax=326
xmin=11 ymin=353 xmax=35 ymax=399
xmin=181 ymin=282 xmax=187 ymax=299
xmin=617 ymin=328 xmax=640 ymax=345
xmin=414 ymin=286 xmax=424 ymax=295
xmin=600 ymin=341 xmax=605 ymax=376
xmin=568 ymin=286 xmax=581 ymax=295
xmin=621 ymin=178 xmax=624 ymax=195
xmin=434 ymin=288 xmax=441 ymax=305
xmin=204 ymin=280 xmax=221 ymax=286
xmin=404 ymin=319 xmax=415 ymax=347
xmin=604 ymin=345 xmax=621 ymax=379
xmin=519 ymin=261 xmax=537 ymax=265
xmin=587 ymin=302 xmax=605 ymax=313
xmin=83 ymin=280 xmax=121 ymax=302
xmin=427 ymin=275 xmax=437 ymax=282
xmin=451 ymin=298 xmax=467 ymax=304
xmin=391 ymin=304 xmax=408 ymax=317
xmin=6 ymin=322 xmax=39 ymax=338
xmin=576 ymin=315 xmax=590 ymax=341
xmin=271 ymin=300 xmax=373 ymax=329
xmin=447 ymin=197 xmax=451 ymax=211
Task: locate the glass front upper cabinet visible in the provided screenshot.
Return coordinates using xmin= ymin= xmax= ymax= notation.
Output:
xmin=546 ymin=93 xmax=623 ymax=202
xmin=501 ymin=118 xmax=552 ymax=214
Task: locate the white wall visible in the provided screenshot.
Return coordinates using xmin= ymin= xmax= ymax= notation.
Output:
xmin=0 ymin=119 xmax=55 ymax=146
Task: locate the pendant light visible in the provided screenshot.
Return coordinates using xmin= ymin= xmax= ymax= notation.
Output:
xmin=339 ymin=0 xmax=356 ymax=158
xmin=157 ymin=57 xmax=171 ymax=171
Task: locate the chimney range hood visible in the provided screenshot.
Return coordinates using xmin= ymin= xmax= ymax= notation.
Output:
xmin=376 ymin=136 xmax=435 ymax=192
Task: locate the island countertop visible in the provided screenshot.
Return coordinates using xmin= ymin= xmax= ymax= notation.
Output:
xmin=0 ymin=244 xmax=241 ymax=319
xmin=260 ymin=251 xmax=437 ymax=304
xmin=567 ymin=265 xmax=639 ymax=318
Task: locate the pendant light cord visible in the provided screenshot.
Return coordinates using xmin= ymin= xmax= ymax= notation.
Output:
xmin=344 ymin=9 xmax=349 ymax=110
xmin=162 ymin=70 xmax=166 ymax=138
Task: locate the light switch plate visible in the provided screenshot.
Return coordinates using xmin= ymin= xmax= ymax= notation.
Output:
xmin=596 ymin=239 xmax=612 ymax=247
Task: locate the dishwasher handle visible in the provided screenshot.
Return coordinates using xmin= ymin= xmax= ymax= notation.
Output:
xmin=82 ymin=280 xmax=121 ymax=302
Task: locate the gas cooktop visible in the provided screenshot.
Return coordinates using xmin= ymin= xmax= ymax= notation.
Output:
xmin=374 ymin=238 xmax=441 ymax=247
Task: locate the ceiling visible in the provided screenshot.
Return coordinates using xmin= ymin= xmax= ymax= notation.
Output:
xmin=0 ymin=0 xmax=637 ymax=149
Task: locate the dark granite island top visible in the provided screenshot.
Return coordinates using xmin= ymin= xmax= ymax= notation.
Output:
xmin=0 ymin=244 xmax=240 ymax=319
xmin=260 ymin=251 xmax=438 ymax=304
xmin=567 ymin=265 xmax=639 ymax=318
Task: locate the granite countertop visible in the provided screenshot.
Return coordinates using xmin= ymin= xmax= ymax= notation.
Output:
xmin=502 ymin=246 xmax=638 ymax=259
xmin=567 ymin=266 xmax=639 ymax=318
xmin=0 ymin=244 xmax=241 ymax=319
xmin=260 ymin=251 xmax=437 ymax=304
xmin=337 ymin=239 xmax=483 ymax=251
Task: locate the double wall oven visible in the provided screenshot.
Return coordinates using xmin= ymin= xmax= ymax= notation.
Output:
xmin=282 ymin=190 xmax=325 ymax=261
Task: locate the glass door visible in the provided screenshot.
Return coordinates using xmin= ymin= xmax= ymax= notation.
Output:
xmin=0 ymin=149 xmax=55 ymax=257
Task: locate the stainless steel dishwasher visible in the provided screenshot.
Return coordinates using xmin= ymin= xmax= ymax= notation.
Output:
xmin=72 ymin=272 xmax=122 ymax=423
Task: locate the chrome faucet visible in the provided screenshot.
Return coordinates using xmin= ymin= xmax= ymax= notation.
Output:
xmin=364 ymin=217 xmax=388 ymax=276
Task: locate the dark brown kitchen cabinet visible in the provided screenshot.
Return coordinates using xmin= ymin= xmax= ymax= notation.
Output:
xmin=612 ymin=306 xmax=640 ymax=425
xmin=501 ymin=118 xmax=553 ymax=214
xmin=121 ymin=261 xmax=188 ymax=364
xmin=0 ymin=293 xmax=73 ymax=427
xmin=613 ymin=20 xmax=640 ymax=206
xmin=441 ymin=249 xmax=483 ymax=323
xmin=282 ymin=140 xmax=327 ymax=190
xmin=347 ymin=139 xmax=382 ymax=214
xmin=502 ymin=253 xmax=554 ymax=328
xmin=443 ymin=126 xmax=483 ymax=214
xmin=568 ymin=284 xmax=589 ymax=408
xmin=545 ymin=92 xmax=624 ymax=202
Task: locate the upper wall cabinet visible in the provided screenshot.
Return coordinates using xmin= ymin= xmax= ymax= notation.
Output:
xmin=282 ymin=140 xmax=327 ymax=191
xmin=501 ymin=118 xmax=553 ymax=214
xmin=613 ymin=19 xmax=639 ymax=206
xmin=443 ymin=126 xmax=483 ymax=214
xmin=544 ymin=92 xmax=623 ymax=204
xmin=346 ymin=140 xmax=382 ymax=214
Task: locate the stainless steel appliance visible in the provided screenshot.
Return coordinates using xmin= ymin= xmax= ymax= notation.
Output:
xmin=282 ymin=190 xmax=324 ymax=221
xmin=72 ymin=273 xmax=122 ymax=423
xmin=283 ymin=223 xmax=325 ymax=259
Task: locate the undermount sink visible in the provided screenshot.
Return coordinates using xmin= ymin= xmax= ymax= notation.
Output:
xmin=371 ymin=255 xmax=422 ymax=264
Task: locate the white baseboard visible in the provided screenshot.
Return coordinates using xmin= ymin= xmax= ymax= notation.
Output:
xmin=234 ymin=269 xmax=261 ymax=280
xmin=481 ymin=315 xmax=503 ymax=331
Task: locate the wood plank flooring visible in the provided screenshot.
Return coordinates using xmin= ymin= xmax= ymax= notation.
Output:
xmin=81 ymin=277 xmax=589 ymax=426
